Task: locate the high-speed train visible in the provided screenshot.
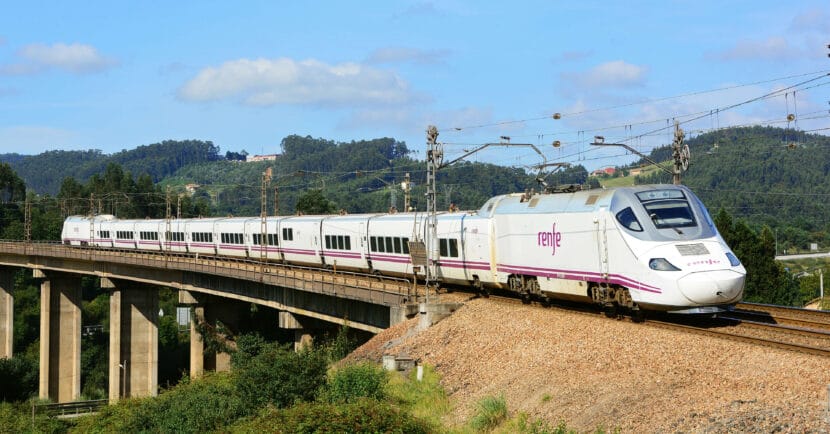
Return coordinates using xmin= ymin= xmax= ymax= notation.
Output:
xmin=61 ymin=184 xmax=745 ymax=315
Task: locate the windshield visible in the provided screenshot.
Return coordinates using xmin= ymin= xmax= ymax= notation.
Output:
xmin=637 ymin=190 xmax=697 ymax=229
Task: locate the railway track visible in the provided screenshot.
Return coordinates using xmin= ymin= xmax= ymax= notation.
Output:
xmin=476 ymin=291 xmax=830 ymax=357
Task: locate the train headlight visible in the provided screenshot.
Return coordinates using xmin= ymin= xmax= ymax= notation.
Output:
xmin=725 ymin=252 xmax=741 ymax=267
xmin=649 ymin=258 xmax=681 ymax=271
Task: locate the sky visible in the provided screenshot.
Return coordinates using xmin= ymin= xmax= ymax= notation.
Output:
xmin=1 ymin=1 xmax=829 ymax=172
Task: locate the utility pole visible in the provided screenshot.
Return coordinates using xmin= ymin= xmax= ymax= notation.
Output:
xmin=261 ymin=168 xmax=272 ymax=262
xmin=425 ymin=125 xmax=441 ymax=303
xmin=422 ymin=127 xmax=549 ymax=301
xmin=24 ymin=194 xmax=31 ymax=243
xmin=274 ymin=186 xmax=279 ymax=216
xmin=402 ymin=172 xmax=412 ymax=212
xmin=671 ymin=121 xmax=690 ymax=185
xmin=591 ymin=122 xmax=689 ymax=185
xmin=165 ymin=186 xmax=172 ymax=254
xmin=89 ymin=193 xmax=95 ymax=246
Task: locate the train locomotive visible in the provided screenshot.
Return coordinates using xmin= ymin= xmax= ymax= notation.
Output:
xmin=61 ymin=184 xmax=745 ymax=315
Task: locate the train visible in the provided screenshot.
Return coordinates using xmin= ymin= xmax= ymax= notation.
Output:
xmin=61 ymin=184 xmax=745 ymax=316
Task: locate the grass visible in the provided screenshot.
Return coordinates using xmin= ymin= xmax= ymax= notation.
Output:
xmin=469 ymin=394 xmax=509 ymax=431
xmin=386 ymin=365 xmax=453 ymax=429
xmin=597 ymin=163 xmax=666 ymax=188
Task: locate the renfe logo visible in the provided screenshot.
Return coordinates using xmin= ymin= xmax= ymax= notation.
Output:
xmin=537 ymin=223 xmax=562 ymax=255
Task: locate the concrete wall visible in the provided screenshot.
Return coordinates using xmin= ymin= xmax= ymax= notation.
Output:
xmin=38 ymin=271 xmax=82 ymax=403
xmin=0 ymin=268 xmax=13 ymax=359
xmin=106 ymin=278 xmax=158 ymax=401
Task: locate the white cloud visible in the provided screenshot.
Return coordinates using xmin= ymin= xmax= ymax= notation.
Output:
xmin=22 ymin=42 xmax=116 ymax=73
xmin=561 ymin=60 xmax=648 ymax=91
xmin=1 ymin=42 xmax=117 ymax=75
xmin=709 ymin=37 xmax=800 ymax=62
xmin=178 ymin=57 xmax=414 ymax=107
xmin=366 ymin=47 xmax=450 ymax=65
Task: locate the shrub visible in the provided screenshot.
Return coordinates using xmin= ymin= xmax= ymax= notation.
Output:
xmin=71 ymin=373 xmax=245 ymax=433
xmin=0 ymin=357 xmax=37 ymax=402
xmin=229 ymin=399 xmax=432 ymax=433
xmin=0 ymin=401 xmax=68 ymax=434
xmin=234 ymin=343 xmax=328 ymax=408
xmin=320 ymin=363 xmax=387 ymax=404
xmin=469 ymin=393 xmax=508 ymax=431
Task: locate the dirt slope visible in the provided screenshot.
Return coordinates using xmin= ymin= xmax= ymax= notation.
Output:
xmin=348 ymin=297 xmax=830 ymax=433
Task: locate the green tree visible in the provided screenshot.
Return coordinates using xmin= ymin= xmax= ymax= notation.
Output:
xmin=295 ymin=189 xmax=337 ymax=215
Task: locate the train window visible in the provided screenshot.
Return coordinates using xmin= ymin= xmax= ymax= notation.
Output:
xmin=282 ymin=228 xmax=294 ymax=241
xmin=637 ymin=190 xmax=696 ymax=229
xmin=193 ymin=232 xmax=212 ymax=243
xmin=221 ymin=233 xmax=243 ymax=244
xmin=370 ymin=236 xmax=377 ymax=252
xmin=337 ymin=236 xmax=345 ymax=250
xmin=615 ymin=208 xmax=643 ymax=232
xmin=385 ymin=237 xmax=393 ymax=253
xmin=345 ymin=236 xmax=351 ymax=250
xmin=255 ymin=233 xmax=278 ymax=245
xmin=642 ymin=201 xmax=696 ymax=229
xmin=393 ymin=237 xmax=402 ymax=254
xmin=325 ymin=235 xmax=331 ymax=249
xmin=439 ymin=238 xmax=459 ymax=257
xmin=402 ymin=238 xmax=410 ymax=254
xmin=166 ymin=232 xmax=184 ymax=242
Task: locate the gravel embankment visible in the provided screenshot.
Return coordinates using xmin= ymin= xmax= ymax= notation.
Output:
xmin=348 ymin=296 xmax=830 ymax=433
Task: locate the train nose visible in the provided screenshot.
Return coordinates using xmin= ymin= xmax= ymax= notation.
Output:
xmin=678 ymin=270 xmax=745 ymax=304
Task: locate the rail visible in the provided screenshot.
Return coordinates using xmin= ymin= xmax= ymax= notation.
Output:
xmin=0 ymin=240 xmax=415 ymax=307
xmin=34 ymin=399 xmax=108 ymax=418
xmin=480 ymin=291 xmax=830 ymax=357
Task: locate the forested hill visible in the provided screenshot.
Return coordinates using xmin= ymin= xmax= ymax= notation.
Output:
xmin=636 ymin=126 xmax=830 ymax=248
xmin=164 ymin=135 xmax=549 ymax=216
xmin=0 ymin=140 xmax=221 ymax=194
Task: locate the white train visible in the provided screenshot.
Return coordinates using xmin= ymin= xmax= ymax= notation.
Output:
xmin=61 ymin=184 xmax=745 ymax=315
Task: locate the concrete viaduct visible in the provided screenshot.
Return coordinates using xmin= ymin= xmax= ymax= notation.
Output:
xmin=0 ymin=241 xmax=431 ymax=403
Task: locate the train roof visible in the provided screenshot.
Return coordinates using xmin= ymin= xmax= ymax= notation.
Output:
xmin=65 ymin=214 xmax=116 ymax=223
xmin=479 ymin=185 xmax=691 ymax=216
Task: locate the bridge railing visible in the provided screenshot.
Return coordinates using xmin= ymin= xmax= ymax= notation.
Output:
xmin=0 ymin=240 xmax=417 ymax=306
xmin=34 ymin=399 xmax=108 ymax=418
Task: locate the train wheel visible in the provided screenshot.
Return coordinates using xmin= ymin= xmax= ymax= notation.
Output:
xmin=603 ymin=303 xmax=617 ymax=318
xmin=521 ymin=292 xmax=532 ymax=304
xmin=631 ymin=308 xmax=645 ymax=323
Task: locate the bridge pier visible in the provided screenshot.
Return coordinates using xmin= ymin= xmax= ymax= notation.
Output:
xmin=278 ymin=311 xmax=314 ymax=351
xmin=0 ymin=268 xmax=13 ymax=359
xmin=104 ymin=278 xmax=158 ymax=402
xmin=36 ymin=270 xmax=82 ymax=403
xmin=179 ymin=290 xmax=242 ymax=377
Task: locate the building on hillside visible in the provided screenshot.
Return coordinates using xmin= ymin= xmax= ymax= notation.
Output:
xmin=628 ymin=167 xmax=644 ymax=176
xmin=590 ymin=167 xmax=616 ymax=177
xmin=246 ymin=154 xmax=280 ymax=162
xmin=185 ymin=183 xmax=201 ymax=194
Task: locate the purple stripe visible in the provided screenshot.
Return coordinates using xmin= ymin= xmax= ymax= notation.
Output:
xmin=323 ymin=251 xmax=362 ymax=259
xmin=218 ymin=245 xmax=246 ymax=251
xmin=498 ymin=264 xmax=661 ymax=293
xmin=281 ymin=248 xmax=317 ymax=256
xmin=370 ymin=257 xmax=411 ymax=264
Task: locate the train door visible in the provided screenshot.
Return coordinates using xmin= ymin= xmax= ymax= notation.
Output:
xmin=594 ymin=211 xmax=610 ymax=280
